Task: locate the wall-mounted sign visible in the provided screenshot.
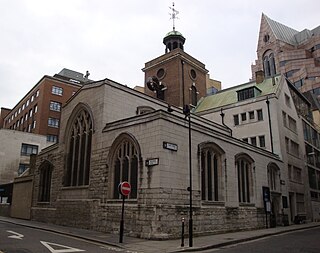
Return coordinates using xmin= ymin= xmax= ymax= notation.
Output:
xmin=145 ymin=158 xmax=159 ymax=167
xmin=163 ymin=141 xmax=178 ymax=151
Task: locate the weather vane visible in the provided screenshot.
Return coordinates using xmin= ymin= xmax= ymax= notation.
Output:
xmin=169 ymin=2 xmax=179 ymax=31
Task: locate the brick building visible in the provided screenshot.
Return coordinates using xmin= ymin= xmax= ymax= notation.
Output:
xmin=1 ymin=69 xmax=88 ymax=143
xmin=143 ymin=29 xmax=220 ymax=108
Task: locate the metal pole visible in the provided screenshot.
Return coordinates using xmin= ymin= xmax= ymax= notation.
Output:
xmin=119 ymin=195 xmax=125 ymax=243
xmin=188 ymin=114 xmax=193 ymax=247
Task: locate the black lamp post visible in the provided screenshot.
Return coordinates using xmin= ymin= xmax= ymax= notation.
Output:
xmin=183 ymin=105 xmax=193 ymax=247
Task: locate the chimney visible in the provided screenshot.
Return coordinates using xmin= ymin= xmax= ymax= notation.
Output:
xmin=255 ymin=70 xmax=265 ymax=84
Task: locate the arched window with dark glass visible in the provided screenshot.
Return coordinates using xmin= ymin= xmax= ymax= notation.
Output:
xmin=65 ymin=106 xmax=93 ymax=187
xmin=191 ymin=85 xmax=198 ymax=106
xmin=111 ymin=134 xmax=139 ymax=199
xmin=263 ymin=51 xmax=277 ymax=77
xmin=200 ymin=143 xmax=224 ymax=202
xmin=236 ymin=154 xmax=254 ymax=203
xmin=38 ymin=161 xmax=53 ymax=202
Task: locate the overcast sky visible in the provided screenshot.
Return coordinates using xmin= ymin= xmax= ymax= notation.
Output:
xmin=1 ymin=0 xmax=319 ymax=109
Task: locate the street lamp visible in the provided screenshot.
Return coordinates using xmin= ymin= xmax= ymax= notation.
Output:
xmin=183 ymin=104 xmax=193 ymax=247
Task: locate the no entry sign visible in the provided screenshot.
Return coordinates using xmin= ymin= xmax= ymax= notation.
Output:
xmin=119 ymin=181 xmax=131 ymax=196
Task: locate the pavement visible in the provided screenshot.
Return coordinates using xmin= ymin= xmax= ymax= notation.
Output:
xmin=0 ymin=216 xmax=319 ymax=253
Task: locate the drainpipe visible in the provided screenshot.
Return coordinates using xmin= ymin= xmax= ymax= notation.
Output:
xmin=266 ymin=96 xmax=274 ymax=153
xmin=220 ymin=108 xmax=233 ymax=136
xmin=181 ymin=60 xmax=185 ymax=107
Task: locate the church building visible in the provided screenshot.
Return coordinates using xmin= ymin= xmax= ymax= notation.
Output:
xmin=27 ymin=22 xmax=284 ymax=239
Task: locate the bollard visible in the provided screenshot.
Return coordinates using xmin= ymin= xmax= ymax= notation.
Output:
xmin=181 ymin=217 xmax=185 ymax=247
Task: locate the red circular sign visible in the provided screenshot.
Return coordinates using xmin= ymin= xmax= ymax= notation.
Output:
xmin=119 ymin=181 xmax=131 ymax=196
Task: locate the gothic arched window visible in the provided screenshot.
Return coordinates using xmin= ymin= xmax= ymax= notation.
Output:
xmin=191 ymin=85 xmax=198 ymax=106
xmin=112 ymin=135 xmax=139 ymax=199
xmin=200 ymin=143 xmax=224 ymax=202
xmin=65 ymin=107 xmax=93 ymax=187
xmin=263 ymin=51 xmax=277 ymax=77
xmin=236 ymin=154 xmax=254 ymax=203
xmin=38 ymin=161 xmax=53 ymax=202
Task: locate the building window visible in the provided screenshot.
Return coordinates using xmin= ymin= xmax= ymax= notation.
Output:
xmin=282 ymin=111 xmax=287 ymax=127
xmin=250 ymin=137 xmax=257 ymax=146
xmin=25 ymin=113 xmax=28 ymax=121
xmin=257 ymin=109 xmax=263 ymax=121
xmin=29 ymin=109 xmax=33 ymax=118
xmin=236 ymin=154 xmax=254 ymax=203
xmin=259 ymin=135 xmax=266 ymax=148
xmin=22 ymin=103 xmax=25 ymax=110
xmin=191 ymin=85 xmax=198 ymax=106
xmin=112 ymin=136 xmax=138 ymax=199
xmin=200 ymin=144 xmax=223 ymax=202
xmin=249 ymin=111 xmax=254 ymax=120
xmin=241 ymin=113 xmax=247 ymax=122
xmin=243 ymin=138 xmax=248 ymax=143
xmin=268 ymin=164 xmax=280 ymax=192
xmin=136 ymin=106 xmax=155 ymax=115
xmin=18 ymin=164 xmax=29 ymax=175
xmin=36 ymin=90 xmax=40 ymax=97
xmin=34 ymin=104 xmax=38 ymax=113
xmin=285 ymin=137 xmax=290 ymax=153
xmin=26 ymin=99 xmax=30 ymax=107
xmin=52 ymin=86 xmax=63 ymax=96
xmin=65 ymin=108 xmax=93 ymax=187
xmin=293 ymin=166 xmax=302 ymax=183
xmin=48 ymin=118 xmax=59 ymax=128
xmin=32 ymin=120 xmax=36 ymax=129
xmin=288 ymin=116 xmax=297 ymax=133
xmin=285 ymin=94 xmax=291 ymax=107
xmin=47 ymin=135 xmax=58 ymax=143
xmin=21 ymin=143 xmax=38 ymax=156
xmin=237 ymin=87 xmax=255 ymax=101
xmin=50 ymin=101 xmax=62 ymax=112
xmin=263 ymin=51 xmax=276 ymax=77
xmin=38 ymin=161 xmax=52 ymax=202
xmin=290 ymin=140 xmax=299 ymax=157
xmin=234 ymin=115 xmax=239 ymax=126
xmin=31 ymin=95 xmax=34 ymax=102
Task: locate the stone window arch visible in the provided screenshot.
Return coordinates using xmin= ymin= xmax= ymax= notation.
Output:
xmin=65 ymin=104 xmax=93 ymax=187
xmin=263 ymin=50 xmax=276 ymax=77
xmin=199 ymin=142 xmax=225 ymax=202
xmin=109 ymin=133 xmax=141 ymax=199
xmin=235 ymin=153 xmax=255 ymax=204
xmin=38 ymin=160 xmax=53 ymax=202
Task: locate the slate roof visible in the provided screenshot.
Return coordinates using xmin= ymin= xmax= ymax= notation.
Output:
xmin=195 ymin=75 xmax=281 ymax=113
xmin=264 ymin=14 xmax=320 ymax=46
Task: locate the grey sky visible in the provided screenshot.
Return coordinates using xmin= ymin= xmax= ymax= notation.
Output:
xmin=1 ymin=0 xmax=319 ymax=109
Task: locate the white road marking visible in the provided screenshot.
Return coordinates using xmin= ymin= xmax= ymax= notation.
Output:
xmin=6 ymin=230 xmax=24 ymax=240
xmin=40 ymin=241 xmax=85 ymax=253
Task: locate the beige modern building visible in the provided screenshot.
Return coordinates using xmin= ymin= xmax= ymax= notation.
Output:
xmin=0 ymin=129 xmax=49 ymax=185
xmin=195 ymin=74 xmax=311 ymax=223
